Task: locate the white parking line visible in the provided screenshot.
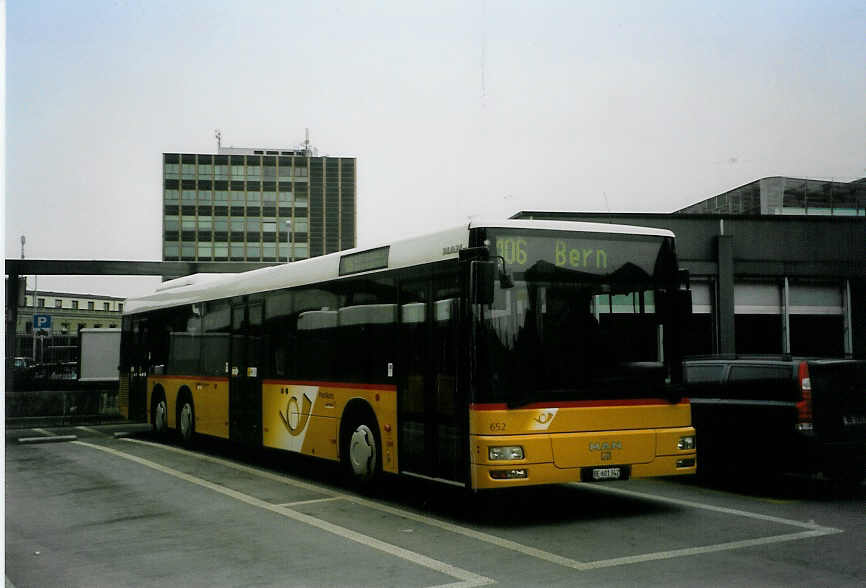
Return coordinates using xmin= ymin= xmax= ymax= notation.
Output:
xmin=74 ymin=441 xmax=493 ymax=588
xmin=117 ymin=438 xmax=844 ymax=572
xmin=75 ymin=426 xmax=104 ymax=436
xmin=31 ymin=428 xmax=54 ymax=436
xmin=576 ymin=483 xmax=841 ymax=530
xmin=278 ymin=496 xmax=347 ymax=508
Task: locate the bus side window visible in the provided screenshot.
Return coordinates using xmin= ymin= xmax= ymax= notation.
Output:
xmin=264 ymin=290 xmax=292 ymax=378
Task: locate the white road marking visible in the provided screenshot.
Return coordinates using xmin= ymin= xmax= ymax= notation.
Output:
xmin=74 ymin=441 xmax=493 ymax=588
xmin=277 ymin=496 xmax=346 ymax=507
xmin=31 ymin=428 xmax=54 ymax=436
xmin=75 ymin=426 xmax=104 ymax=436
xmin=583 ymin=529 xmax=837 ymax=570
xmin=117 ymin=438 xmax=844 ymax=572
xmin=574 ymin=483 xmax=842 ymax=531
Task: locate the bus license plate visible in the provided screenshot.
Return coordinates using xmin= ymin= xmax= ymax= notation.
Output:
xmin=591 ymin=467 xmax=622 ymax=481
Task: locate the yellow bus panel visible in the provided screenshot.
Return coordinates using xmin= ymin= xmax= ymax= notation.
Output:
xmin=261 ymin=381 xmax=398 ymax=474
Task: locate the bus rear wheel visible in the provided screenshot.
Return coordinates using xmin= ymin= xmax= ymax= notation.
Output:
xmin=177 ymin=397 xmax=195 ymax=444
xmin=152 ymin=392 xmax=168 ymax=435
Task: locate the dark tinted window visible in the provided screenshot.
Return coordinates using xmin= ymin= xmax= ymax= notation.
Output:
xmin=727 ymin=364 xmax=795 ymax=401
xmin=685 ymin=364 xmax=724 ymax=384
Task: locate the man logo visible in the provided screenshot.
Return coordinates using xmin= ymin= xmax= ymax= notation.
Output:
xmin=589 ymin=441 xmax=623 ymax=451
xmin=280 ymin=392 xmax=313 ymax=436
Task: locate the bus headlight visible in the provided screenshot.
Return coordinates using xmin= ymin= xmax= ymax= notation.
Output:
xmin=677 ymin=436 xmax=695 ymax=450
xmin=489 ymin=446 xmax=525 ymax=460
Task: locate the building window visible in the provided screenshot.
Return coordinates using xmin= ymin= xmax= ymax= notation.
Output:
xmin=94 ymin=324 xmax=102 ymax=328
xmin=55 ymin=299 xmax=63 ymax=308
xmin=61 ymin=322 xmax=70 ymax=334
xmin=109 ymin=324 xmax=117 ymax=328
xmin=118 ymin=303 xmax=123 ymax=312
xmin=72 ymin=300 xmax=79 ymax=310
xmin=87 ymin=301 xmax=94 ymax=310
xmin=38 ymin=298 xmax=45 ymax=307
xmin=294 ymin=243 xmax=309 ymax=259
xmin=164 ymin=189 xmax=179 ymax=202
xmin=104 ymin=302 xmax=110 ymax=311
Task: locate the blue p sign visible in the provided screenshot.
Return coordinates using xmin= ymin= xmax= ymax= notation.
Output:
xmin=33 ymin=314 xmax=52 ymax=331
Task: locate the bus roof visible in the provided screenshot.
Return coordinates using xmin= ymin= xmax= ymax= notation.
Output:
xmin=124 ymin=218 xmax=674 ymax=316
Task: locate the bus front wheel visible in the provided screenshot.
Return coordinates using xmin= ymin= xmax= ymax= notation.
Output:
xmin=341 ymin=413 xmax=381 ymax=487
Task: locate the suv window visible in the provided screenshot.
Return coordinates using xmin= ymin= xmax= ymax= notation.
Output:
xmin=685 ymin=364 xmax=724 ymax=384
xmin=729 ymin=365 xmax=790 ymax=382
xmin=727 ymin=364 xmax=794 ymax=401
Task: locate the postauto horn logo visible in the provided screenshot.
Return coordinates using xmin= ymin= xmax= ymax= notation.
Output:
xmin=280 ymin=391 xmax=313 ymax=436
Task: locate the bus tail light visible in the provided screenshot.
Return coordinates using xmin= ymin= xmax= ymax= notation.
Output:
xmin=796 ymin=361 xmax=814 ymax=432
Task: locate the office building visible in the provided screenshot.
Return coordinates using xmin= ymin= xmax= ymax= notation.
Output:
xmin=676 ymin=176 xmax=866 ymax=216
xmin=162 ymin=146 xmax=356 ymax=263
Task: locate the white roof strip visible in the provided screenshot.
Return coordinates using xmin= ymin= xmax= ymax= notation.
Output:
xmin=124 ymin=219 xmax=673 ymax=316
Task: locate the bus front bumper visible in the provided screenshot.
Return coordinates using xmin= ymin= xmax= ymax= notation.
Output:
xmin=470 ymin=454 xmax=697 ymax=490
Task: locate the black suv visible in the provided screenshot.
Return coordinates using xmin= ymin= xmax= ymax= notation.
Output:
xmin=683 ymin=356 xmax=866 ymax=482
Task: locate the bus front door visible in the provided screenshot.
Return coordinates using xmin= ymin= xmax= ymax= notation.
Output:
xmin=399 ymin=278 xmax=465 ymax=485
xmin=229 ymin=300 xmax=263 ymax=446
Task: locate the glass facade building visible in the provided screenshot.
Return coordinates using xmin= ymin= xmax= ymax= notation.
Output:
xmin=677 ymin=176 xmax=866 ymax=217
xmin=162 ymin=147 xmax=356 ymax=263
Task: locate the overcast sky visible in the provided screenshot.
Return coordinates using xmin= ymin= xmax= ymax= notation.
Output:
xmin=5 ymin=0 xmax=865 ymax=299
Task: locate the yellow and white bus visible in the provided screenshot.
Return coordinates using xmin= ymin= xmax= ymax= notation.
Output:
xmin=120 ymin=219 xmax=696 ymax=489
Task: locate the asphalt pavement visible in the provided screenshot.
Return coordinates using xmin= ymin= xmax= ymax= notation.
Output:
xmin=5 ymin=424 xmax=865 ymax=587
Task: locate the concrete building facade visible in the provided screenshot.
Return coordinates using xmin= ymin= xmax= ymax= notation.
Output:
xmin=512 ymin=211 xmax=865 ymax=359
xmin=162 ymin=146 xmax=356 ymax=264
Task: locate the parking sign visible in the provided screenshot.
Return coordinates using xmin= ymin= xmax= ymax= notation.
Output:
xmin=33 ymin=314 xmax=52 ymax=331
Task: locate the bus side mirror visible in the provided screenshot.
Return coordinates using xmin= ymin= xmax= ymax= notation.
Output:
xmin=675 ymin=289 xmax=692 ymax=322
xmin=471 ymin=261 xmax=496 ymax=305
xmin=656 ymin=289 xmax=692 ymax=323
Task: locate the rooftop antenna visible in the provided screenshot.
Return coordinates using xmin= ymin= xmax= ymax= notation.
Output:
xmin=603 ymin=192 xmax=612 ymax=223
xmin=480 ymin=0 xmax=487 ymax=107
xmin=305 ymin=128 xmax=311 ymax=155
xmin=214 ymin=129 xmax=222 ymax=150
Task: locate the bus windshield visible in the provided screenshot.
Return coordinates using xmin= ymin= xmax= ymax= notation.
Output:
xmin=473 ymin=229 xmax=679 ymax=406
